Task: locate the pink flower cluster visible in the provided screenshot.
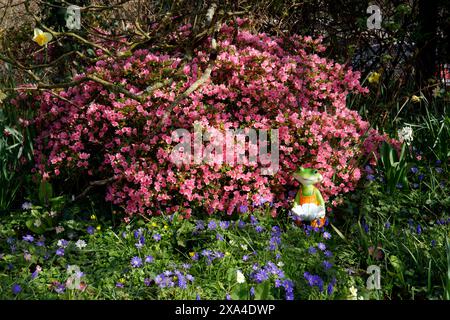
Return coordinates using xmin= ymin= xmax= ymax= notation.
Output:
xmin=25 ymin=21 xmax=389 ymax=218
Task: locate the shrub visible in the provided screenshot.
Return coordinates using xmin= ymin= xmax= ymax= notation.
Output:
xmin=22 ymin=20 xmax=388 ymax=217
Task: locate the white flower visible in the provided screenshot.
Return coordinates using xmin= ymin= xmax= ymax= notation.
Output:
xmin=75 ymin=240 xmax=87 ymax=249
xmin=22 ymin=202 xmax=33 ymax=210
xmin=398 ymin=126 xmax=413 ymax=145
xmin=55 ymin=226 xmax=65 ymax=234
xmin=32 ymin=28 xmax=53 ymax=46
xmin=236 ymin=270 xmax=246 ymax=284
xmin=277 ymin=261 xmax=284 ymax=267
xmin=57 ymin=239 xmax=69 ymax=248
xmin=67 ymin=264 xmax=80 ymax=274
xmin=49 ymin=211 xmax=57 ymax=218
xmin=34 ymin=219 xmax=42 ymax=227
xmin=240 ymin=244 xmax=248 ymax=250
xmin=348 ymin=286 xmax=358 ymax=300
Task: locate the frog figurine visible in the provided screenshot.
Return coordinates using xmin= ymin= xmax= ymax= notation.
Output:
xmin=292 ymin=166 xmax=326 ymax=223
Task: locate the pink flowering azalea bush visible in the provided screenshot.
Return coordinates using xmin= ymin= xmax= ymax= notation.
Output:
xmin=22 ymin=20 xmax=390 ymax=218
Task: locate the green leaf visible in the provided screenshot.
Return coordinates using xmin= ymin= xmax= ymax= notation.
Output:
xmin=254 ymin=281 xmax=270 ymax=300
xmin=330 ymin=223 xmax=347 ymax=242
xmin=231 ymin=283 xmax=248 ymax=300
xmin=38 ymin=180 xmax=53 ymax=205
xmin=389 ymin=255 xmax=403 ymax=272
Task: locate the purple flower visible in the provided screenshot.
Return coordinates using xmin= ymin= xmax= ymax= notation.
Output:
xmin=395 ymin=183 xmax=403 ymax=189
xmin=31 ymin=270 xmax=39 ymax=279
xmin=216 ymin=233 xmax=224 ymax=241
xmin=12 ymin=284 xmax=22 ymax=295
xmin=431 ymin=240 xmax=436 ymax=247
xmin=56 ymin=248 xmax=64 ymax=256
xmin=364 ymin=165 xmax=374 ymax=173
xmin=22 ymin=235 xmax=34 ymax=243
xmin=327 ymin=283 xmax=334 ymax=295
xmin=254 ymin=270 xmax=269 ymax=283
xmin=178 ymin=275 xmax=188 ymax=289
xmin=410 ymin=167 xmax=418 ymax=174
xmin=250 ymin=287 xmax=255 ymax=297
xmin=317 ymin=243 xmax=326 ymax=251
xmin=239 ymin=205 xmax=248 ymax=213
xmin=55 ymin=283 xmax=65 ymax=294
xmin=195 ymin=220 xmax=205 ymax=231
xmin=186 ymin=274 xmax=194 ymax=282
xmin=153 ymin=234 xmax=161 ymax=241
xmin=242 ymin=255 xmax=249 ymax=261
xmin=412 ymin=183 xmax=419 ymax=189
xmin=323 ymin=232 xmax=331 ymax=240
xmin=144 ymin=278 xmax=152 ymax=286
xmin=226 ymin=293 xmax=232 ymax=300
xmin=116 ymin=282 xmax=124 ymax=288
xmin=219 ymin=221 xmax=230 ymax=229
xmin=122 ymin=232 xmax=127 ymax=238
xmin=255 ymin=226 xmax=264 ymax=233
xmin=323 ymin=260 xmax=333 ymax=270
xmin=250 ymin=215 xmax=258 ymax=225
xmin=57 ymin=239 xmax=69 ymax=248
xmin=324 ymin=250 xmax=333 ymax=258
xmin=416 ymin=224 xmax=422 ymax=235
xmin=366 ymin=174 xmax=375 ymax=181
xmin=131 ymin=256 xmax=143 ymax=268
xmin=86 ymin=226 xmax=95 ymax=234
xmin=435 ymin=167 xmax=443 ymax=174
xmin=36 ymin=241 xmax=45 ymax=247
xmin=283 ymin=280 xmax=295 ymax=300
xmin=135 ymin=242 xmax=143 ymax=249
xmin=303 ymin=272 xmax=324 ymax=292
xmin=418 ymin=174 xmax=425 ymax=181
xmin=308 ymin=247 xmax=317 ymax=254
xmin=384 ymin=222 xmax=391 ymax=229
xmin=237 ymin=220 xmax=246 ymax=229
xmin=208 ymin=220 xmax=217 ymax=230
xmin=196 ymin=294 xmax=201 ymax=300
xmin=191 ymin=252 xmax=199 ymax=261
xmin=134 ymin=229 xmax=141 ymax=239
xmin=145 ymin=255 xmax=154 ymax=263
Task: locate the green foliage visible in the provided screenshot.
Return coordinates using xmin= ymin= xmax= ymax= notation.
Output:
xmin=379 ymin=141 xmax=409 ymax=193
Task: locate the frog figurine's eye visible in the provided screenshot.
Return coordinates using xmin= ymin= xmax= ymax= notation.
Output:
xmin=313 ymin=170 xmax=317 ymax=174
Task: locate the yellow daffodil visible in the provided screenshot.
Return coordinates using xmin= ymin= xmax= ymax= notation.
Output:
xmin=367 ymin=71 xmax=381 ymax=84
xmin=90 ymin=214 xmax=97 ymax=220
xmin=119 ymin=278 xmax=125 ymax=283
xmin=96 ymin=225 xmax=101 ymax=231
xmin=151 ymin=222 xmax=157 ymax=227
xmin=411 ymin=95 xmax=422 ymax=103
xmin=164 ymin=225 xmax=168 ymax=230
xmin=32 ymin=28 xmax=53 ymax=47
xmin=189 ymin=252 xmax=195 ymax=257
xmin=225 ymin=251 xmax=230 ymax=256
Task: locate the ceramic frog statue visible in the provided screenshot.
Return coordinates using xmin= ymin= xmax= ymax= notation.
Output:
xmin=292 ymin=167 xmax=326 ymax=222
